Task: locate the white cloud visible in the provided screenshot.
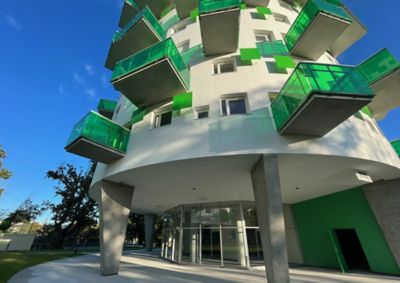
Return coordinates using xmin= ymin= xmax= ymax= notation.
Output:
xmin=58 ymin=85 xmax=65 ymax=94
xmin=4 ymin=14 xmax=21 ymax=31
xmin=85 ymin=88 xmax=97 ymax=98
xmin=84 ymin=63 xmax=95 ymax=76
xmin=73 ymin=72 xmax=85 ymax=86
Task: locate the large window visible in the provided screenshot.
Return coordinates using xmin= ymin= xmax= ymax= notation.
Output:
xmin=273 ymin=12 xmax=290 ymax=24
xmin=220 ymin=95 xmax=247 ymax=116
xmin=154 ymin=111 xmax=172 ymax=128
xmin=213 ymin=58 xmax=236 ymax=75
xmin=254 ymin=30 xmax=275 ymax=42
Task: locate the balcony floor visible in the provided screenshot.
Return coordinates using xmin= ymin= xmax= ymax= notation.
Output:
xmin=200 ymin=8 xmax=240 ymax=56
xmin=106 ymin=20 xmax=161 ymax=70
xmin=279 ymin=92 xmax=372 ymax=136
xmin=175 ymin=0 xmax=197 ymax=19
xmin=368 ymin=68 xmax=400 ymax=120
xmin=290 ymin=12 xmax=350 ymax=60
xmin=66 ymin=138 xmax=125 ymax=164
xmin=112 ymin=58 xmax=188 ymax=108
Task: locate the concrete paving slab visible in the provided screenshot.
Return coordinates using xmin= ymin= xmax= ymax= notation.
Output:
xmin=8 ymin=250 xmax=400 ymax=283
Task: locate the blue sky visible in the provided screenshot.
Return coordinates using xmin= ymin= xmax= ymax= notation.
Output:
xmin=0 ymin=0 xmax=399 ymax=218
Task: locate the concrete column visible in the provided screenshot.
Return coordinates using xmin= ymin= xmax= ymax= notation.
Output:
xmin=251 ymin=155 xmax=290 ymax=283
xmin=144 ymin=214 xmax=156 ymax=251
xmin=99 ymin=180 xmax=134 ymax=276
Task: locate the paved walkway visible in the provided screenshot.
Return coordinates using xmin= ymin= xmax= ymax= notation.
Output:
xmin=9 ymin=250 xmax=400 ymax=283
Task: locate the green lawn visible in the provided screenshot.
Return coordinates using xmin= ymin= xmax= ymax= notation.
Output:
xmin=0 ymin=251 xmax=81 ymax=283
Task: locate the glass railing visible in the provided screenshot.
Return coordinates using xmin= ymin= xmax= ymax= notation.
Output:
xmin=126 ymin=0 xmax=139 ymax=11
xmin=113 ymin=6 xmax=166 ymax=43
xmin=256 ymin=40 xmax=289 ymax=57
xmin=285 ymin=0 xmax=351 ymax=51
xmin=392 ymin=140 xmax=400 ymax=157
xmin=357 ymin=49 xmax=400 ymax=85
xmin=199 ymin=0 xmax=241 ymax=14
xmin=271 ymin=63 xmax=373 ymax=131
xmin=66 ymin=111 xmax=130 ymax=153
xmin=97 ymin=99 xmax=117 ymax=113
xmin=111 ymin=38 xmax=190 ymax=90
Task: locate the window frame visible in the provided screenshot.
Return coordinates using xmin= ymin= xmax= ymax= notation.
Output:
xmin=212 ymin=58 xmax=236 ymax=75
xmin=152 ymin=103 xmax=173 ymax=129
xmin=220 ymin=95 xmax=248 ymax=116
xmin=254 ymin=30 xmax=275 ymax=42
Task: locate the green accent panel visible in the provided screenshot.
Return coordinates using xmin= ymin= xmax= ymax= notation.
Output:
xmin=181 ymin=44 xmax=204 ymax=66
xmin=328 ymin=230 xmax=348 ymax=273
xmin=357 ymin=48 xmax=400 ymax=85
xmin=199 ymin=0 xmax=240 ymax=14
xmin=240 ymin=48 xmax=261 ymax=61
xmin=130 ymin=108 xmax=148 ymax=125
xmin=240 ymin=3 xmax=247 ymax=10
xmin=292 ymin=188 xmax=400 ymax=275
xmin=111 ymin=38 xmax=190 ymax=90
xmin=113 ymin=6 xmax=166 ymax=43
xmin=97 ymin=99 xmax=117 ymax=113
xmin=256 ymin=40 xmax=289 ymax=57
xmin=161 ymin=14 xmax=180 ymax=31
xmin=285 ymin=0 xmax=351 ymax=52
xmin=173 ymin=92 xmax=193 ymax=111
xmin=66 ymin=111 xmax=130 ymax=153
xmin=256 ymin=6 xmax=271 ymax=15
xmin=360 ymin=106 xmax=373 ymax=118
xmin=274 ymin=55 xmax=296 ymax=69
xmin=190 ymin=8 xmax=199 ymax=21
xmin=271 ymin=63 xmax=373 ymax=131
xmin=391 ymin=139 xmax=400 ymax=157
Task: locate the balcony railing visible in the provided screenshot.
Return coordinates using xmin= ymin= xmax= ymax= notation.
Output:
xmin=97 ymin=99 xmax=117 ymax=119
xmin=285 ymin=0 xmax=351 ymax=60
xmin=65 ymin=111 xmax=130 ymax=163
xmin=392 ymin=140 xmax=400 ymax=157
xmin=199 ymin=0 xmax=241 ymax=14
xmin=111 ymin=38 xmax=190 ymax=107
xmin=357 ymin=49 xmax=400 ymax=85
xmin=272 ymin=63 xmax=373 ymax=136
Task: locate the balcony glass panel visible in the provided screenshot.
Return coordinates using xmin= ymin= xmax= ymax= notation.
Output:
xmin=256 ymin=40 xmax=289 ymax=57
xmin=357 ymin=49 xmax=400 ymax=85
xmin=392 ymin=140 xmax=400 ymax=157
xmin=199 ymin=0 xmax=241 ymax=14
xmin=66 ymin=111 xmax=130 ymax=153
xmin=271 ymin=63 xmax=373 ymax=131
xmin=97 ymin=99 xmax=117 ymax=112
xmin=113 ymin=6 xmax=166 ymax=43
xmin=285 ymin=0 xmax=351 ymax=51
xmin=111 ymin=38 xmax=190 ymax=89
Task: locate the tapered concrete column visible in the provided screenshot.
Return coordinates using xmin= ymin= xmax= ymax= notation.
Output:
xmin=144 ymin=214 xmax=156 ymax=251
xmin=99 ymin=180 xmax=134 ymax=276
xmin=251 ymin=155 xmax=290 ymax=283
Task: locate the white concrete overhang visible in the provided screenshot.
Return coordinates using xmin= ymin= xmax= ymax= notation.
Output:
xmin=199 ymin=7 xmax=240 ymax=56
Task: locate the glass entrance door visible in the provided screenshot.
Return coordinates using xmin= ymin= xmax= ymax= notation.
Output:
xmin=201 ymin=227 xmax=221 ymax=264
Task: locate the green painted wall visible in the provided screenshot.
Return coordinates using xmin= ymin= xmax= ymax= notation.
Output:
xmin=292 ymin=187 xmax=400 ymax=275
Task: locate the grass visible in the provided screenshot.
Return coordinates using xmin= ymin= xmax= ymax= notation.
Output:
xmin=0 ymin=246 xmax=143 ymax=283
xmin=0 ymin=251 xmax=81 ymax=283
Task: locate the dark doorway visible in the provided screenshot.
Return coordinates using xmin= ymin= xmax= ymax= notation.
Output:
xmin=334 ymin=229 xmax=370 ymax=271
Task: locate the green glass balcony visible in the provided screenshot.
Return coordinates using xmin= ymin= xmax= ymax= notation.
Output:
xmin=111 ymin=38 xmax=190 ymax=108
xmin=106 ymin=6 xmax=166 ymax=70
xmin=175 ymin=0 xmax=198 ymax=19
xmin=284 ymin=0 xmax=352 ymax=60
xmin=357 ymin=49 xmax=400 ymax=120
xmin=65 ymin=111 xmax=130 ymax=164
xmin=119 ymin=0 xmax=174 ymax=28
xmin=392 ymin=140 xmax=400 ymax=157
xmin=256 ymin=40 xmax=289 ymax=57
xmin=97 ymin=99 xmax=117 ymax=119
xmin=271 ymin=63 xmax=373 ymax=136
xmin=199 ymin=0 xmax=241 ymax=56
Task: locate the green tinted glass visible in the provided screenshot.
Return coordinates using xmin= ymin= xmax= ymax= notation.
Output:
xmin=173 ymin=92 xmax=193 ymax=111
xmin=357 ymin=49 xmax=400 ymax=85
xmin=111 ymin=38 xmax=190 ymax=90
xmin=66 ymin=111 xmax=130 ymax=153
xmin=271 ymin=63 xmax=373 ymax=131
xmin=113 ymin=6 xmax=166 ymax=43
xmin=97 ymin=99 xmax=117 ymax=112
xmin=257 ymin=40 xmax=289 ymax=57
xmin=392 ymin=140 xmax=400 ymax=157
xmin=285 ymin=0 xmax=351 ymax=51
xmin=199 ymin=0 xmax=240 ymax=14
xmin=126 ymin=0 xmax=139 ymax=11
xmin=181 ymin=44 xmax=204 ymax=66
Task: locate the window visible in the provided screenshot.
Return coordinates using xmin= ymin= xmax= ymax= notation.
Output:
xmin=278 ymin=0 xmax=294 ymax=10
xmin=213 ymin=59 xmax=235 ymax=75
xmin=254 ymin=30 xmax=275 ymax=42
xmin=154 ymin=111 xmax=172 ymax=128
xmin=220 ymin=95 xmax=247 ymax=116
xmin=172 ymin=22 xmax=186 ymax=34
xmin=176 ymin=40 xmax=190 ymax=53
xmin=273 ymin=13 xmax=290 ymax=24
xmin=194 ymin=105 xmax=209 ymax=119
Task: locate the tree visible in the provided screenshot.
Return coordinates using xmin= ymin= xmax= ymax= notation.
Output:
xmin=126 ymin=213 xmax=144 ymax=244
xmin=0 ymin=198 xmax=45 ymax=232
xmin=0 ymin=145 xmax=12 ymax=197
xmin=45 ymin=162 xmax=98 ymax=249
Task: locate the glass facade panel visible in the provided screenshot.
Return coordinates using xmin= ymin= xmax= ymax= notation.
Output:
xmin=220 ymin=204 xmax=240 ymax=227
xmin=221 ymin=228 xmax=240 ymax=265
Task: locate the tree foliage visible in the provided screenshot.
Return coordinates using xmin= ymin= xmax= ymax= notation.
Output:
xmin=0 ymin=199 xmax=45 ymax=231
xmin=0 ymin=145 xmax=12 ymax=197
xmin=44 ymin=162 xmax=98 ymax=248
